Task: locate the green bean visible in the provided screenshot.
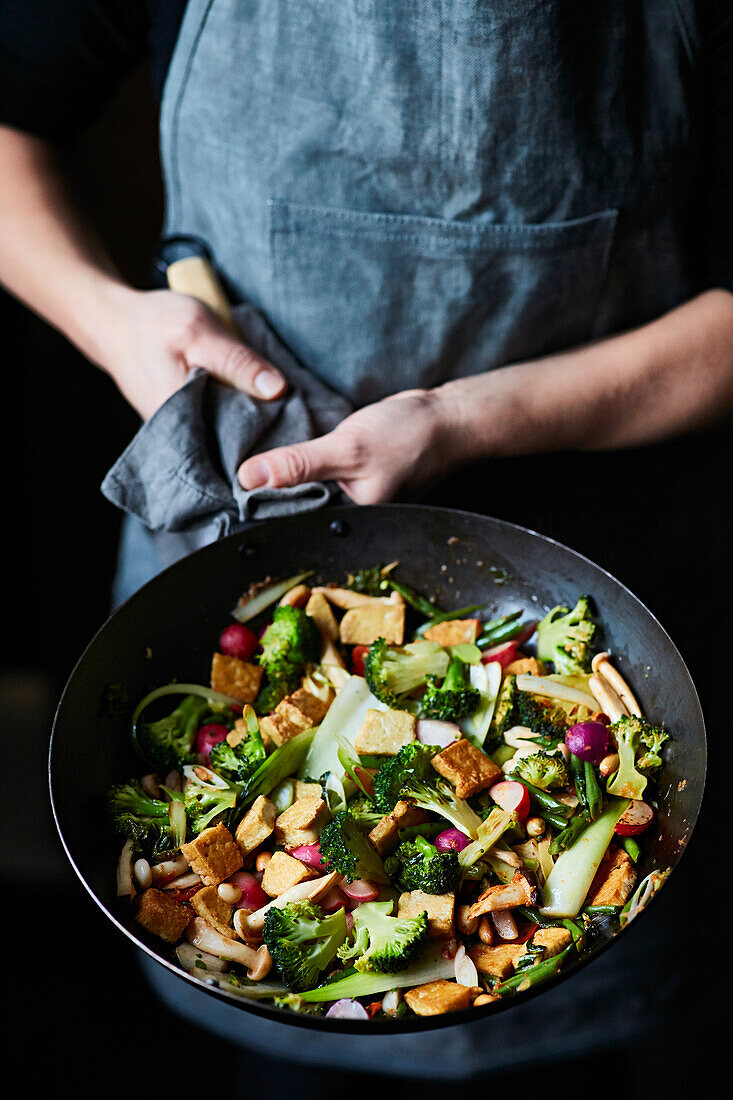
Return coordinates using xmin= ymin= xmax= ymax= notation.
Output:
xmin=583 ymin=905 xmax=620 ymax=916
xmin=508 ymin=775 xmax=572 ymax=820
xmin=476 ymin=611 xmax=524 ymax=647
xmin=495 ymin=945 xmax=573 ymax=994
xmin=388 ymin=579 xmax=438 ymax=618
xmin=549 ymin=810 xmax=591 ymax=856
xmin=584 ymin=761 xmax=603 ymax=821
xmin=569 ymin=753 xmax=588 ymax=812
xmin=415 ymin=604 xmax=485 ymax=636
xmin=621 ymin=836 xmax=641 ymax=863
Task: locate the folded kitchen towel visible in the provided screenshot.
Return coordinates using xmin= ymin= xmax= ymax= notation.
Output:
xmin=102 ymin=301 xmax=353 ymax=552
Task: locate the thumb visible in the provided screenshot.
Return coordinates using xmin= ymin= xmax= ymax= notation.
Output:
xmin=189 ymin=323 xmax=287 ymax=400
xmin=238 ymin=435 xmax=345 ymax=490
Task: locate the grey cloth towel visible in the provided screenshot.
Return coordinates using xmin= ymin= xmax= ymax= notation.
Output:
xmin=101 ymin=302 xmax=352 ymax=545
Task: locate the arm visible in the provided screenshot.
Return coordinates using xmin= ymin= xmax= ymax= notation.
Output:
xmin=0 ymin=126 xmax=286 ymax=418
xmin=238 ymin=289 xmax=733 ymax=502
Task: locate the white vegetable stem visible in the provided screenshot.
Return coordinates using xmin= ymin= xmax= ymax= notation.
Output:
xmin=461 ymin=661 xmax=502 ymax=745
xmin=540 ymin=799 xmax=629 ymax=917
xmin=515 ymin=674 xmax=598 ymax=711
xmin=232 ymin=572 xmax=313 ymax=623
xmin=300 ymin=675 xmax=387 ymax=781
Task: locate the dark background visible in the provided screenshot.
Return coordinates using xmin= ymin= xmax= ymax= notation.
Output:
xmin=2 ymin=67 xmax=729 ymax=1096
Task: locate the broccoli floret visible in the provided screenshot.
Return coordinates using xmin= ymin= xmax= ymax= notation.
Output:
xmin=514 ymin=693 xmax=570 ymax=739
xmin=490 ymin=675 xmax=519 ymax=736
xmin=337 ymin=901 xmax=428 ymax=974
xmin=135 ymin=694 xmax=212 ymax=771
xmin=184 ymin=776 xmax=240 ymax=834
xmin=263 ymin=900 xmax=348 ymax=992
xmin=401 ymin=777 xmax=482 ymax=838
xmin=319 ymin=810 xmax=389 ymax=883
xmin=347 ymin=794 xmax=384 ymax=829
xmin=606 ymin=715 xmax=653 ymax=800
xmin=108 ymin=781 xmax=185 ymax=858
xmin=636 ymin=721 xmax=669 ymax=771
xmin=209 ymin=714 xmax=266 ymax=781
xmin=364 ymin=637 xmax=449 ymax=708
xmin=346 ymin=565 xmax=392 ymax=597
xmin=372 ymin=743 xmax=439 ymax=814
xmin=255 ymin=605 xmax=321 ymax=714
xmin=512 ymin=751 xmax=569 ymax=791
xmin=384 ymin=836 xmax=460 ymax=894
xmin=536 ymin=595 xmax=596 ymax=674
xmin=420 ymin=657 xmax=480 ymax=722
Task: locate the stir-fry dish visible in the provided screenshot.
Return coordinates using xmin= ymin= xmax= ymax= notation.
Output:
xmin=110 ymin=566 xmax=669 ymax=1020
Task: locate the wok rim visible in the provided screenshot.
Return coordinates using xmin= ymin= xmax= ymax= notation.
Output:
xmin=49 ymin=503 xmax=706 ymax=1033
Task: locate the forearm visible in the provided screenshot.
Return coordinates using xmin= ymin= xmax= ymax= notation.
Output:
xmin=438 ymin=290 xmax=733 ymax=461
xmin=0 ymin=125 xmax=133 ymax=366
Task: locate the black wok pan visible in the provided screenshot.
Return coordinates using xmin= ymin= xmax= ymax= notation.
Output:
xmin=49 ymin=505 xmax=706 ymax=1032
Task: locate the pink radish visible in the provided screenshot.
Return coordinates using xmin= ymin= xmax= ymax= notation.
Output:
xmin=339 ymin=878 xmax=379 ymax=903
xmin=435 ymin=827 xmax=470 ymax=853
xmin=615 ymin=800 xmax=654 ymax=836
xmin=227 ymin=871 xmax=268 ymax=911
xmin=489 ymin=779 xmax=530 ymax=821
xmin=219 ymin=622 xmax=257 ymax=661
xmin=416 ymin=719 xmax=461 ymax=748
xmin=325 ymin=999 xmax=369 ymax=1020
xmin=565 ymin=720 xmax=609 ymax=764
xmin=319 ymin=886 xmax=349 ymax=913
xmin=288 ymin=844 xmax=327 ymax=871
xmin=194 ymin=723 xmax=229 ymax=764
xmin=481 ymin=641 xmax=519 ymax=668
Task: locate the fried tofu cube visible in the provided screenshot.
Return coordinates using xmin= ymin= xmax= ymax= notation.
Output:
xmin=181 ymin=823 xmax=243 ymax=886
xmin=503 ymin=657 xmax=545 ymax=677
xmin=305 ymin=590 xmax=340 ymax=641
xmin=134 ymin=888 xmax=191 ymax=943
xmin=368 ymin=800 xmax=428 ymax=856
xmin=274 ymin=796 xmax=327 ymax=847
xmin=589 ymin=847 xmax=637 ymax=907
xmin=234 ymin=795 xmax=277 ymax=856
xmin=398 ymin=890 xmax=455 ymax=938
xmin=210 ymin=652 xmax=263 ymax=704
xmin=295 ymin=780 xmax=323 ymax=800
xmin=423 ymin=619 xmax=480 ymax=646
xmin=259 ymin=708 xmax=306 ymax=748
xmin=288 ymin=687 xmax=333 ymax=725
xmin=261 ymin=851 xmax=317 ymax=897
xmin=355 ymin=708 xmax=416 ymax=755
xmin=469 ymin=943 xmax=526 ymax=979
xmin=404 ymin=980 xmax=476 ymax=1016
xmin=190 ymin=885 xmax=235 ymax=939
xmin=431 ymin=739 xmax=502 ymax=799
xmin=532 ymin=927 xmax=572 ymax=957
xmin=339 ymin=598 xmax=406 ymax=646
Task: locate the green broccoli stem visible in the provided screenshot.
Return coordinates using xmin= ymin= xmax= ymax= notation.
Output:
xmin=549 ymin=810 xmax=592 ymax=856
xmin=508 ymin=775 xmax=572 ymax=824
xmin=584 ymin=762 xmax=603 ymax=821
xmin=443 ymin=657 xmax=469 ymax=691
xmin=621 ymin=836 xmax=641 ymax=863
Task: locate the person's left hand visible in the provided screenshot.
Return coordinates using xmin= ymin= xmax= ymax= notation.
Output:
xmin=238 ymin=389 xmax=461 ymax=503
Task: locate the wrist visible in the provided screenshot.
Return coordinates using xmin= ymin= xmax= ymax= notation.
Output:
xmin=65 ymin=277 xmax=141 ymax=372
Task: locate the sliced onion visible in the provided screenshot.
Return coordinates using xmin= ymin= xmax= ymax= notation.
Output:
xmin=453 ymin=944 xmax=479 ymax=988
xmin=183 ymin=764 xmax=230 ymax=790
xmin=232 ymin=572 xmax=313 ymax=623
xmin=325 ymin=999 xmax=369 ymax=1020
xmin=116 ymin=839 xmax=135 ymax=898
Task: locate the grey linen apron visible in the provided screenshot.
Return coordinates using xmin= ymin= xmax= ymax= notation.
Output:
xmin=112 ymin=0 xmax=699 ymax=1070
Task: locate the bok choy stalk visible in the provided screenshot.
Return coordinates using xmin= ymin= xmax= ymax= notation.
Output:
xmin=293 ymin=944 xmax=454 ymax=1003
xmin=232 ymin=572 xmax=313 ymax=623
xmin=541 ymin=799 xmax=629 ymax=917
xmin=461 ymin=660 xmax=502 ymax=746
xmin=300 ymin=675 xmax=386 ymax=782
xmin=237 ymin=727 xmax=316 ymax=812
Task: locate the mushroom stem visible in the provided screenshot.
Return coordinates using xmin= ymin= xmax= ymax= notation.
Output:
xmin=591 ymin=653 xmax=642 ymax=717
xmin=187 ymin=918 xmax=273 ymax=980
xmin=242 ymin=871 xmax=341 ymax=935
xmin=588 ymin=673 xmax=628 ymax=723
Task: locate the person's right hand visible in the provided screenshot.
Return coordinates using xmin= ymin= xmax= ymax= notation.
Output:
xmin=99 ymin=287 xmax=287 ymax=420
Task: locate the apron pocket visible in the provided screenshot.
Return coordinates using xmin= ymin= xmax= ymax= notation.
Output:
xmin=269 ymin=200 xmax=617 ymax=404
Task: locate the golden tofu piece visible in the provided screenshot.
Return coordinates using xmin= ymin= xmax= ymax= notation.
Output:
xmin=295 ymin=780 xmax=323 ymax=800
xmin=234 ymin=795 xmax=277 ymax=856
xmin=261 ymin=851 xmax=317 ymax=897
xmin=589 ymin=847 xmax=637 ymax=907
xmin=181 ymin=823 xmax=243 ymax=886
xmin=288 ymin=687 xmax=333 ymax=725
xmin=423 ymin=619 xmax=480 ymax=646
xmin=274 ymin=796 xmax=327 ymax=847
xmin=339 ymin=599 xmax=406 ymax=646
xmin=469 ymin=943 xmax=525 ymax=979
xmin=532 ymin=927 xmax=571 ymax=958
xmin=210 ymin=652 xmax=263 ymax=704
xmin=404 ymin=980 xmax=476 ymax=1016
xmin=259 ymin=709 xmax=306 ymax=748
xmin=398 ymin=890 xmax=455 ymax=938
xmin=355 ymin=708 xmax=416 ymax=755
xmin=503 ymin=657 xmax=545 ymax=677
xmin=431 ymin=739 xmax=502 ymax=799
xmin=134 ymin=888 xmax=191 ymax=943
xmin=190 ymin=885 xmax=235 ymax=939
xmin=305 ymin=590 xmax=340 ymax=641
xmin=368 ymin=800 xmax=428 ymax=856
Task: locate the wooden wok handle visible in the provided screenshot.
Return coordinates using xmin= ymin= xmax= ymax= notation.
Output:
xmin=166 ymin=254 xmax=239 ymax=338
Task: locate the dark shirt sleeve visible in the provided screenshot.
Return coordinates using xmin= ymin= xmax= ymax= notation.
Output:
xmin=0 ymin=0 xmax=149 ymax=141
xmin=700 ymin=1 xmax=733 ymax=292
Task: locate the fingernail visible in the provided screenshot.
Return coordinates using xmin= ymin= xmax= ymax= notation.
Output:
xmin=240 ymin=459 xmax=270 ymax=490
xmin=254 ymin=370 xmax=284 ymax=398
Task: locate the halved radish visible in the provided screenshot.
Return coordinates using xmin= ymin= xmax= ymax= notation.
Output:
xmin=488 ymin=779 xmax=530 ymax=821
xmin=319 ymin=886 xmax=350 ymax=913
xmin=481 ymin=641 xmax=518 ymax=668
xmin=614 ymin=800 xmax=654 ymax=836
xmin=339 ymin=878 xmax=380 ymax=903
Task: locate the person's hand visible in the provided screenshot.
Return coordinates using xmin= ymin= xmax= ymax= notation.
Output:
xmin=99 ymin=287 xmax=287 ymax=420
xmin=238 ymin=389 xmax=463 ymax=503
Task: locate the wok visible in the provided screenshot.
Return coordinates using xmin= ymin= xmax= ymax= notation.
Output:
xmin=49 ymin=505 xmax=706 ymax=1032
